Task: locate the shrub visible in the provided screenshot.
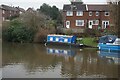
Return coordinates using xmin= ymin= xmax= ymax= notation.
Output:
xmin=3 ymin=20 xmax=36 ymax=43
xmin=64 ymin=29 xmax=73 ymax=35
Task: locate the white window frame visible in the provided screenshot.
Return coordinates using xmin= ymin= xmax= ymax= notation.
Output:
xmin=96 ymin=11 xmax=99 ymax=16
xmin=105 ymin=11 xmax=110 ymax=16
xmin=89 ymin=11 xmax=92 ymax=16
xmin=102 ymin=21 xmax=109 ymax=29
xmin=66 ymin=21 xmax=70 ymax=28
xmin=2 ymin=10 xmax=5 ymax=14
xmin=92 ymin=20 xmax=99 ymax=25
xmin=76 ymin=11 xmax=83 ymax=16
xmin=76 ymin=20 xmax=84 ymax=26
xmin=66 ymin=11 xmax=73 ymax=16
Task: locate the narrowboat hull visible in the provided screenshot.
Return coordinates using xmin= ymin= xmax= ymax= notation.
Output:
xmin=46 ymin=42 xmax=84 ymax=48
xmin=98 ymin=43 xmax=120 ymax=51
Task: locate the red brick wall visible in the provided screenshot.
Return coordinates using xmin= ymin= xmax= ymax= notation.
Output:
xmin=63 ymin=11 xmax=112 ymax=29
xmin=63 ymin=11 xmax=87 ymax=29
xmin=2 ymin=9 xmax=19 ymax=20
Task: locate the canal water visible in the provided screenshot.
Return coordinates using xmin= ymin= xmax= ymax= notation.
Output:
xmin=2 ymin=43 xmax=119 ymax=78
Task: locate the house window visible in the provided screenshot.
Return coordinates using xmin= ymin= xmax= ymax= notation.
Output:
xmin=2 ymin=10 xmax=5 ymax=14
xmin=89 ymin=11 xmax=92 ymax=16
xmin=96 ymin=11 xmax=99 ymax=16
xmin=66 ymin=21 xmax=70 ymax=28
xmin=105 ymin=12 xmax=110 ymax=16
xmin=102 ymin=21 xmax=109 ymax=29
xmin=93 ymin=20 xmax=99 ymax=25
xmin=76 ymin=11 xmax=83 ymax=16
xmin=76 ymin=20 xmax=84 ymax=26
xmin=66 ymin=11 xmax=73 ymax=16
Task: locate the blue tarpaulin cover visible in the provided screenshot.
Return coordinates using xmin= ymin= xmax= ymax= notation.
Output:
xmin=99 ymin=35 xmax=117 ymax=44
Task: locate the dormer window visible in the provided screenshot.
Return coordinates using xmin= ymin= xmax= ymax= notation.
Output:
xmin=66 ymin=11 xmax=73 ymax=16
xmin=89 ymin=11 xmax=92 ymax=16
xmin=105 ymin=11 xmax=110 ymax=16
xmin=76 ymin=11 xmax=83 ymax=16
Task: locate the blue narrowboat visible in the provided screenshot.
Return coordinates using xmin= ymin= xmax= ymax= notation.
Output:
xmin=46 ymin=34 xmax=83 ymax=47
xmin=98 ymin=35 xmax=120 ymax=51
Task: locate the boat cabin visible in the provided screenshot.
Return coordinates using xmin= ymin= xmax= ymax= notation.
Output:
xmin=98 ymin=35 xmax=120 ymax=51
xmin=47 ymin=34 xmax=77 ymax=44
xmin=99 ymin=35 xmax=117 ymax=44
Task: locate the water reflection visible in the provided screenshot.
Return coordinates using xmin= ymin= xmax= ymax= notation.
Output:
xmin=2 ymin=43 xmax=119 ymax=78
xmin=47 ymin=46 xmax=76 ymax=61
xmin=98 ymin=50 xmax=120 ymax=65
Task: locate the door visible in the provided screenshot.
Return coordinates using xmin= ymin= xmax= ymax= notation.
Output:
xmin=66 ymin=21 xmax=70 ymax=28
xmin=89 ymin=20 xmax=93 ymax=29
xmin=102 ymin=21 xmax=109 ymax=29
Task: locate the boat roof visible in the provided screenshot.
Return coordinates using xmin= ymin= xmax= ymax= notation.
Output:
xmin=48 ymin=34 xmax=75 ymax=37
xmin=99 ymin=35 xmax=117 ymax=43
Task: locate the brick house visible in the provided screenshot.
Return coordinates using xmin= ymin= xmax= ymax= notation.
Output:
xmin=87 ymin=5 xmax=112 ymax=29
xmin=63 ymin=0 xmax=112 ymax=33
xmin=0 ymin=4 xmax=25 ymax=21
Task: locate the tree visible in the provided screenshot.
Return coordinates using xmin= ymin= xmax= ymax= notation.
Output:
xmin=38 ymin=3 xmax=63 ymax=25
xmin=39 ymin=3 xmax=51 ymax=17
xmin=107 ymin=0 xmax=120 ymax=37
xmin=118 ymin=1 xmax=120 ymax=37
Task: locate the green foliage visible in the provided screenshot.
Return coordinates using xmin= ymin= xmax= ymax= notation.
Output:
xmin=3 ymin=20 xmax=35 ymax=42
xmin=84 ymin=28 xmax=101 ymax=37
xmin=39 ymin=3 xmax=62 ymax=25
xmin=40 ymin=3 xmax=51 ymax=16
xmin=76 ymin=38 xmax=83 ymax=44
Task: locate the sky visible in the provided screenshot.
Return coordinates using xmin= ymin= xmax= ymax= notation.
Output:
xmin=0 ymin=0 xmax=107 ymax=10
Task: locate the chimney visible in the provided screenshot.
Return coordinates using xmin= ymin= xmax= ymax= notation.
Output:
xmin=71 ymin=0 xmax=83 ymax=5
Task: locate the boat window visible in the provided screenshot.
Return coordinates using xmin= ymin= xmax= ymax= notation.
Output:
xmin=64 ymin=39 xmax=68 ymax=42
xmin=50 ymin=37 xmax=53 ymax=41
xmin=114 ymin=39 xmax=120 ymax=45
xmin=56 ymin=38 xmax=59 ymax=41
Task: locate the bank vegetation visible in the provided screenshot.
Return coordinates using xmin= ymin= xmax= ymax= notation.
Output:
xmin=2 ymin=3 xmax=62 ymax=43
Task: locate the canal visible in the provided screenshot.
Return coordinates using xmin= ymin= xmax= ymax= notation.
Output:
xmin=2 ymin=42 xmax=119 ymax=78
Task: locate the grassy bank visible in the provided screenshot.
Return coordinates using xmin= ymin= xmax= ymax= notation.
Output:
xmin=77 ymin=37 xmax=98 ymax=47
